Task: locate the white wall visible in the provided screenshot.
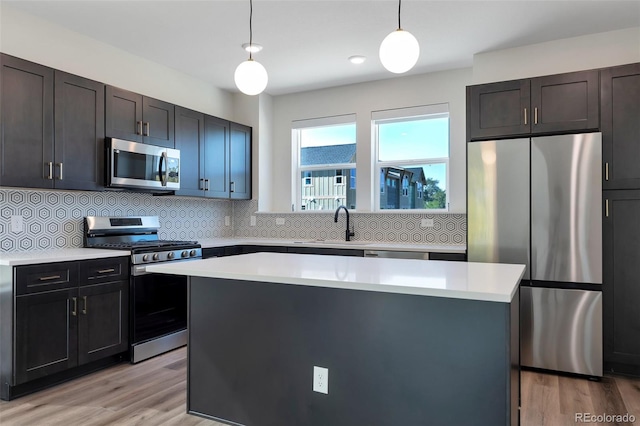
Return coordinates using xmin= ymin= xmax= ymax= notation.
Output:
xmin=473 ymin=27 xmax=640 ymax=84
xmin=0 ymin=3 xmax=234 ymax=119
xmin=270 ymin=68 xmax=473 ymax=213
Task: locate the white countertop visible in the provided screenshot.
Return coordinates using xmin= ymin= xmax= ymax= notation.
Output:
xmin=147 ymin=252 xmax=523 ymax=303
xmin=0 ymin=249 xmax=131 ymax=266
xmin=198 ymin=238 xmax=466 ymax=253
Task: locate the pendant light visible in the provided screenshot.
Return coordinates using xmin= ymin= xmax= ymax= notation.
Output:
xmin=379 ymin=0 xmax=419 ymax=74
xmin=235 ymin=0 xmax=268 ymax=95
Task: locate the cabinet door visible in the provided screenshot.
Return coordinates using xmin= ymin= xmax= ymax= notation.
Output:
xmin=601 ymin=63 xmax=640 ymax=190
xmin=105 ymin=85 xmax=143 ymax=143
xmin=15 ymin=288 xmax=78 ymax=384
xmin=54 ymin=71 xmax=105 ymax=191
xmin=467 ymin=79 xmax=530 ymax=140
xmin=229 ymin=122 xmax=252 ymax=200
xmin=78 ymin=281 xmax=129 ymax=365
xmin=142 ymin=97 xmax=175 ymax=148
xmin=0 ymin=54 xmax=54 ymax=188
xmin=603 ymin=190 xmax=640 ymax=374
xmin=175 ymin=107 xmax=205 ymax=197
xmin=204 ymin=115 xmax=229 ymax=198
xmin=530 ymin=70 xmax=599 ymax=134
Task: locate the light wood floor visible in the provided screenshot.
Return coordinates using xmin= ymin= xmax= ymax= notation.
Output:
xmin=1 ymin=347 xmax=639 ymax=426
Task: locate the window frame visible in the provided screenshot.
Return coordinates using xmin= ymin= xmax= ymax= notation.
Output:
xmin=373 ymin=105 xmax=450 ymax=212
xmin=292 ymin=114 xmax=356 ymax=212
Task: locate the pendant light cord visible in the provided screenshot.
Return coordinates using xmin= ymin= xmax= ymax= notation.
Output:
xmin=398 ymin=0 xmax=402 ymax=30
xmin=249 ymin=0 xmax=253 ymax=60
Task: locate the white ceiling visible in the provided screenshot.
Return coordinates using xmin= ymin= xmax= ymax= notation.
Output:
xmin=4 ymin=0 xmax=640 ymax=95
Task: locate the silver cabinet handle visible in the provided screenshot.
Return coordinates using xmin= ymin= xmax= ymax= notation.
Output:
xmin=71 ymin=297 xmax=77 ymax=316
xmin=137 ymin=121 xmax=143 ymax=135
xmin=230 ymin=182 xmax=235 ymax=193
xmin=204 ymin=179 xmax=210 ymax=191
xmin=605 ymin=199 xmax=609 ymax=217
xmin=144 ymin=122 xmax=150 ymax=136
xmin=39 ymin=275 xmax=61 ymax=281
xmin=82 ymin=296 xmax=87 ymax=315
xmin=199 ymin=178 xmax=205 ymax=190
xmin=534 ymin=107 xmax=538 ymax=125
xmin=97 ymin=268 xmax=115 ymax=274
xmin=57 ymin=163 xmax=63 ymax=180
xmin=46 ymin=162 xmax=53 ymax=180
xmin=605 ymin=162 xmax=609 ymax=181
xmin=524 ymin=108 xmax=527 ymax=125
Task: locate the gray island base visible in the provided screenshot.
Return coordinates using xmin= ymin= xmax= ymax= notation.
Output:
xmin=147 ymin=253 xmax=523 ymax=426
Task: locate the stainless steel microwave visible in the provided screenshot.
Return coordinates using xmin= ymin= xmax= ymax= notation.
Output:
xmin=106 ymin=138 xmax=180 ymax=192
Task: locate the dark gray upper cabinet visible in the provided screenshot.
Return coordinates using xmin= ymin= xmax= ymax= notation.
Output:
xmin=0 ymin=54 xmax=54 ymax=188
xmin=175 ymin=106 xmax=206 ymax=197
xmin=530 ymin=70 xmax=599 ymax=134
xmin=105 ymin=86 xmax=175 ymax=148
xmin=54 ymin=71 xmax=105 ymax=191
xmin=229 ymin=122 xmax=252 ymax=200
xmin=201 ymin=116 xmax=252 ymax=200
xmin=467 ymin=79 xmax=530 ymax=140
xmin=467 ymin=70 xmax=599 ymax=140
xmin=205 ymin=115 xmax=230 ymax=198
xmin=601 ymin=63 xmax=640 ymax=190
xmin=0 ymin=55 xmax=104 ymax=191
xmin=603 ymin=190 xmax=640 ymax=376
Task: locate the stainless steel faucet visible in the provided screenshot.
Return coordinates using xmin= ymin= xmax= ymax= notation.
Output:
xmin=334 ymin=205 xmax=355 ymax=241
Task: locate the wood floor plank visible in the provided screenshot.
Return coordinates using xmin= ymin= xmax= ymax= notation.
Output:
xmin=558 ymin=374 xmax=594 ymax=415
xmin=614 ymin=376 xmax=640 ymax=420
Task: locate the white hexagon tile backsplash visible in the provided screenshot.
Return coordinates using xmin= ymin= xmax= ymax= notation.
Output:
xmin=1 ymin=190 xmax=466 ymax=252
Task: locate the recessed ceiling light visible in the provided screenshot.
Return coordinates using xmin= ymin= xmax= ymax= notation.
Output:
xmin=348 ymin=55 xmax=366 ymax=65
xmin=242 ymin=43 xmax=263 ymax=53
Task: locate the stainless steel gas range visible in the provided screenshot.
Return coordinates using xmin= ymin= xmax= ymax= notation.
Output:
xmin=84 ymin=216 xmax=202 ymax=363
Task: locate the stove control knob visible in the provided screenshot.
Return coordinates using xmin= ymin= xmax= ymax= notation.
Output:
xmin=181 ymin=250 xmax=189 ymax=258
xmin=152 ymin=253 xmax=159 ymax=261
xmin=190 ymin=250 xmax=196 ymax=257
xmin=142 ymin=254 xmax=149 ymax=262
xmin=168 ymin=252 xmax=175 ymax=259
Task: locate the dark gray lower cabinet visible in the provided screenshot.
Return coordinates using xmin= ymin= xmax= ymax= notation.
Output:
xmin=9 ymin=258 xmax=129 ymax=394
xmin=603 ymin=190 xmax=640 ymax=375
xmin=15 ymin=288 xmax=78 ymax=385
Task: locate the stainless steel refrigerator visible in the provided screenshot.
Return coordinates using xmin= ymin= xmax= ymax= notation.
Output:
xmin=467 ymin=133 xmax=603 ymax=377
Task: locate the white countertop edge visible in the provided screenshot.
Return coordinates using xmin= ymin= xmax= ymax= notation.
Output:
xmin=146 ymin=254 xmax=523 ymax=303
xmin=0 ymin=249 xmax=131 ymax=266
xmin=198 ymin=238 xmax=466 ymax=253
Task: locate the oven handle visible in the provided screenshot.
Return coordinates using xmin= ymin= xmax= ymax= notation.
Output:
xmin=159 ymin=151 xmax=168 ymax=187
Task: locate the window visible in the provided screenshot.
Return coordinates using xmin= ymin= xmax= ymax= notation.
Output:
xmin=374 ymin=104 xmax=449 ymax=211
xmin=293 ymin=115 xmax=356 ymax=211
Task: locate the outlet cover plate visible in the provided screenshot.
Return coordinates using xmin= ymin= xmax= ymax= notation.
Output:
xmin=421 ymin=218 xmax=434 ymax=228
xmin=275 ymin=217 xmax=285 ymax=226
xmin=313 ymin=366 xmax=328 ymax=394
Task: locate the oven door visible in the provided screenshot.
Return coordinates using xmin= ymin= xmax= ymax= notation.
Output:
xmin=107 ymin=137 xmax=180 ymax=191
xmin=130 ymin=269 xmax=187 ymax=362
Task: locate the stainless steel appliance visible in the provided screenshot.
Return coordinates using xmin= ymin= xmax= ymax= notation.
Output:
xmin=84 ymin=216 xmax=201 ymax=363
xmin=467 ymin=133 xmax=603 ymax=377
xmin=106 ymin=138 xmax=180 ymax=192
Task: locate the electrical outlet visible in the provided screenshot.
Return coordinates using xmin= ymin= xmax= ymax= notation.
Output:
xmin=225 ymin=216 xmax=231 ymax=226
xmin=275 ymin=217 xmax=285 ymax=226
xmin=421 ymin=218 xmax=434 ymax=228
xmin=313 ymin=366 xmax=328 ymax=394
xmin=250 ymin=216 xmax=256 ymax=226
xmin=11 ymin=215 xmax=23 ymax=233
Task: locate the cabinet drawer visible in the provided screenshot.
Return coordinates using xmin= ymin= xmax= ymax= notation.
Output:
xmin=79 ymin=257 xmax=129 ymax=284
xmin=15 ymin=262 xmax=78 ymax=295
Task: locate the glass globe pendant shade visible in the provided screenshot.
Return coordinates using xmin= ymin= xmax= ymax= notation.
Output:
xmin=234 ymin=58 xmax=268 ymax=95
xmin=379 ymin=29 xmax=420 ymax=74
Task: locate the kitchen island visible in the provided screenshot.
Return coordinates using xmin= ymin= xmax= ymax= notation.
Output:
xmin=147 ymin=253 xmax=524 ymax=426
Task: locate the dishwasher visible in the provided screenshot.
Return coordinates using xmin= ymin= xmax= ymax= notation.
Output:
xmin=363 ymin=250 xmax=429 ymax=260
